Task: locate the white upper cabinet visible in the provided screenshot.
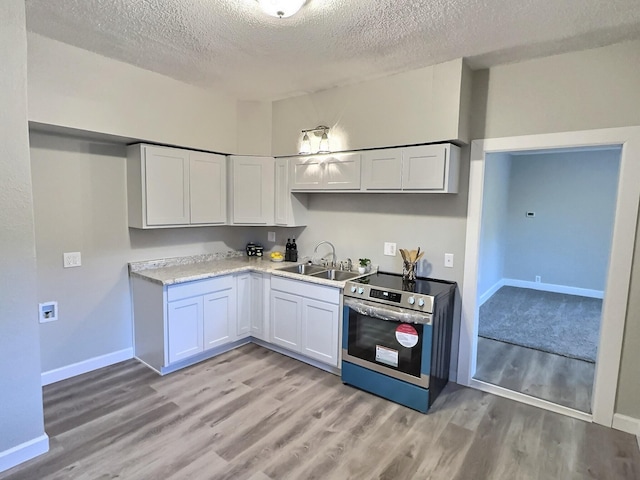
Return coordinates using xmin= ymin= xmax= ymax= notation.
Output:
xmin=127 ymin=144 xmax=227 ymax=228
xmin=402 ymin=144 xmax=447 ymax=190
xmin=290 ymin=153 xmax=362 ymax=191
xmin=190 ymin=152 xmax=226 ymax=224
xmin=362 ymin=148 xmax=403 ymax=190
xmin=275 ymin=158 xmax=307 ymax=227
xmin=143 ymin=146 xmax=191 ymax=226
xmin=360 ymin=143 xmax=460 ymax=193
xmin=290 ymin=156 xmax=323 ymax=190
xmin=228 ymin=156 xmax=275 ymax=225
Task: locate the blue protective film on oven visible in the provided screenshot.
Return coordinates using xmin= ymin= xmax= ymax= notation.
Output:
xmin=341 ymin=361 xmax=430 ymax=413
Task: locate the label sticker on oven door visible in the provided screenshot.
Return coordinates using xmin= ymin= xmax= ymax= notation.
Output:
xmin=395 ymin=324 xmax=419 ymax=348
xmin=375 ymin=345 xmax=399 ymax=368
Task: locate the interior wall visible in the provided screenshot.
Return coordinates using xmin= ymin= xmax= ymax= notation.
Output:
xmin=0 ymin=0 xmax=46 ymax=465
xmin=271 ymin=58 xmax=468 ymax=156
xmin=504 ymin=149 xmax=620 ymax=291
xmin=236 ymin=100 xmax=272 ymax=155
xmin=474 ymin=40 xmax=640 ymax=419
xmin=27 ymin=33 xmax=238 ymax=154
xmin=477 ymin=152 xmax=511 ymax=299
xmin=29 ymin=131 xmax=293 ymax=373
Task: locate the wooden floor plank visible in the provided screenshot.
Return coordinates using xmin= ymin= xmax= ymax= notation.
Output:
xmin=1 ymin=344 xmax=638 ymax=480
xmin=475 ymin=336 xmax=594 ymax=412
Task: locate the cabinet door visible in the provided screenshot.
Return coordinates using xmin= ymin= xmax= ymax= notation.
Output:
xmin=250 ymin=273 xmax=264 ymax=338
xmin=230 ymin=156 xmax=275 ymax=224
xmin=401 ymin=145 xmax=447 ymax=190
xmin=270 ymin=290 xmax=302 ymax=352
xmin=144 ymin=146 xmax=190 ymax=226
xmin=301 ymin=298 xmax=339 ymax=366
xmin=290 ymin=156 xmax=323 ymax=190
xmin=274 ymin=158 xmax=291 ymax=225
xmin=203 ymin=287 xmax=237 ymax=349
xmin=362 ymin=149 xmax=402 ymax=190
xmin=190 ymin=152 xmax=226 ymax=224
xmin=236 ymin=272 xmax=252 ymax=338
xmin=167 ymin=297 xmax=203 ymax=363
xmin=324 ymin=153 xmax=362 ymax=190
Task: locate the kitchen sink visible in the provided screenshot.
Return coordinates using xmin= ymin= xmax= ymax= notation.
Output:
xmin=277 ymin=264 xmax=328 ymax=275
xmin=310 ymin=269 xmax=362 ymax=281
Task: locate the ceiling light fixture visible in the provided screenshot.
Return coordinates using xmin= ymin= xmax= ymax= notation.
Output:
xmin=257 ymin=0 xmax=306 ymax=18
xmin=299 ymin=125 xmax=330 ymax=154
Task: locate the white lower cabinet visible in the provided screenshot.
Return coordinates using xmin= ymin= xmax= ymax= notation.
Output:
xmin=203 ymin=287 xmax=237 ymax=349
xmin=270 ymin=276 xmax=340 ymax=367
xmin=132 ymin=274 xmax=237 ymax=374
xmin=301 ymin=298 xmax=340 ymax=365
xmin=167 ymin=296 xmax=204 ymax=363
xmin=270 ymin=290 xmax=303 ymax=352
xmin=132 ymin=270 xmax=339 ymax=375
xmin=237 ymin=271 xmax=265 ymax=340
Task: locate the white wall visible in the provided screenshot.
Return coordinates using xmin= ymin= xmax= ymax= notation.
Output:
xmin=504 ymin=149 xmax=619 ymax=290
xmin=29 ymin=131 xmax=294 ymax=373
xmin=0 ymin=0 xmax=47 ymax=471
xmin=237 ymin=100 xmax=272 ymax=155
xmin=27 ymin=34 xmax=238 ymax=153
xmin=272 ymin=59 xmax=470 ymax=156
xmin=474 ymin=39 xmax=640 ymax=419
xmin=477 ymin=152 xmax=511 ymax=300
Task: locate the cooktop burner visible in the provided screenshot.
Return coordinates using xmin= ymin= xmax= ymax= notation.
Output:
xmin=353 ymin=271 xmax=454 ymax=297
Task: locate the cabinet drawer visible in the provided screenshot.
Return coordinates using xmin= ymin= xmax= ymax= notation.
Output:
xmin=271 ymin=276 xmax=340 ymax=304
xmin=168 ymin=275 xmax=234 ymax=302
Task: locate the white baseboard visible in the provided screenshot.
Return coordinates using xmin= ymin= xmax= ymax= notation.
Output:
xmin=41 ymin=348 xmax=133 ymax=386
xmin=503 ymin=279 xmax=604 ymax=299
xmin=612 ymin=413 xmax=640 ymax=437
xmin=479 ymin=279 xmax=505 ymax=306
xmin=0 ymin=434 xmax=49 ymax=474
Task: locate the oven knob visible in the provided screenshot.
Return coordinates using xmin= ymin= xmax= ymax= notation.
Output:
xmin=350 ymin=286 xmax=357 ymax=293
xmin=358 ymin=287 xmax=365 ymax=295
xmin=418 ymin=298 xmax=425 ymax=307
xmin=408 ymin=296 xmax=415 ymax=305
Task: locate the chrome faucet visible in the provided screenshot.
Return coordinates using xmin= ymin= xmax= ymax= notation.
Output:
xmin=313 ymin=241 xmax=337 ymax=268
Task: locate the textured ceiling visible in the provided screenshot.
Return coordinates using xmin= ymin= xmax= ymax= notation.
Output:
xmin=25 ymin=0 xmax=640 ymax=101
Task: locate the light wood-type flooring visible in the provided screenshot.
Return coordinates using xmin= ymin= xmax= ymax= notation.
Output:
xmin=2 ymin=344 xmax=638 ymax=480
xmin=475 ymin=337 xmax=595 ymax=413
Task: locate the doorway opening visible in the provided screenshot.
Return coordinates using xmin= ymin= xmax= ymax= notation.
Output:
xmin=473 ymin=146 xmax=621 ymax=413
xmin=458 ymin=127 xmax=640 ymax=427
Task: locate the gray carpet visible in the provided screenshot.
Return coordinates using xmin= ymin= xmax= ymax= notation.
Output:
xmin=478 ymin=286 xmax=602 ymax=363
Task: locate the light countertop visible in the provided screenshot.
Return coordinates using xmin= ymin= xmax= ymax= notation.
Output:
xmin=129 ymin=253 xmax=362 ymax=289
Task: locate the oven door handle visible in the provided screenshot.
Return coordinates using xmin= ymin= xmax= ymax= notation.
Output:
xmin=344 ymin=297 xmax=432 ymax=325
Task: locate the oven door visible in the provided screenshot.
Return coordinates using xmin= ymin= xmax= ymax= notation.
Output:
xmin=343 ymin=297 xmax=430 ymax=388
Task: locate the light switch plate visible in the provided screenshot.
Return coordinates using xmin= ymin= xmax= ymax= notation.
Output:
xmin=63 ymin=252 xmax=82 ymax=268
xmin=384 ymin=242 xmax=397 ymax=256
xmin=267 ymin=231 xmax=276 ymax=242
xmin=444 ymin=253 xmax=454 ymax=268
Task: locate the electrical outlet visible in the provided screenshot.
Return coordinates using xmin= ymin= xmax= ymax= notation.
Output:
xmin=444 ymin=253 xmax=454 ymax=268
xmin=384 ymin=242 xmax=397 ymax=256
xmin=267 ymin=231 xmax=276 ymax=242
xmin=535 ymin=275 xmax=541 ymax=283
xmin=39 ymin=301 xmax=58 ymax=323
xmin=63 ymin=252 xmax=82 ymax=268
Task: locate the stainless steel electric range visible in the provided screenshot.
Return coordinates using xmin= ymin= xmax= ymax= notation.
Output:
xmin=341 ymin=272 xmax=456 ymax=413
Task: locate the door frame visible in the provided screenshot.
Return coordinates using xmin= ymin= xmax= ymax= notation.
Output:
xmin=458 ymin=126 xmax=640 ymax=426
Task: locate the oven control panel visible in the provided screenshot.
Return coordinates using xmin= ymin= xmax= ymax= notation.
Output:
xmin=370 ymin=288 xmax=402 ymax=303
xmin=345 ymin=282 xmax=434 ymax=312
